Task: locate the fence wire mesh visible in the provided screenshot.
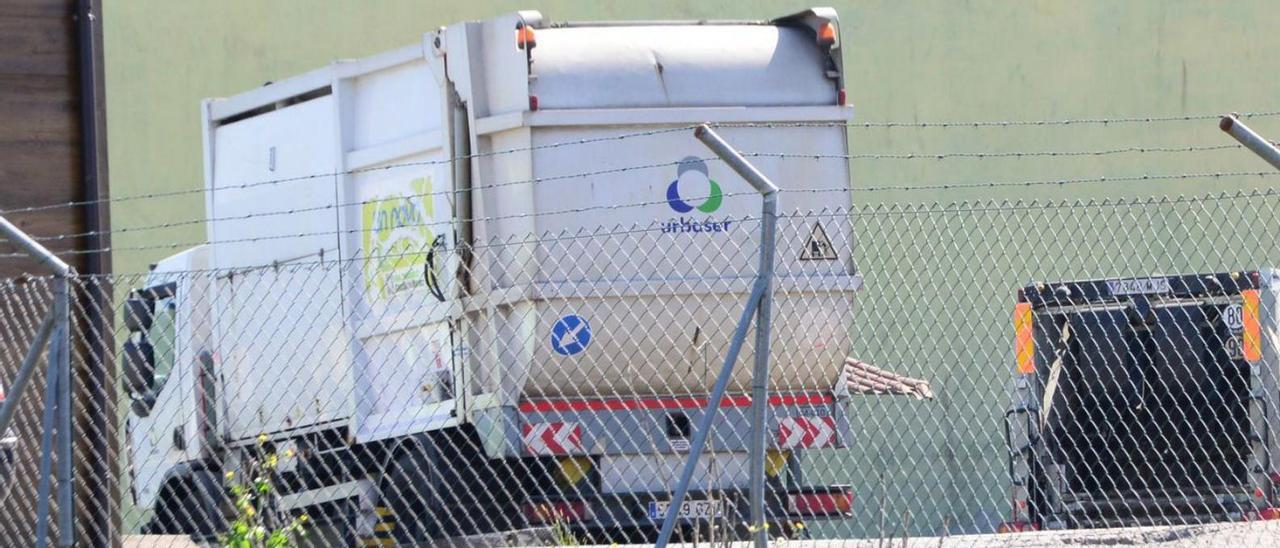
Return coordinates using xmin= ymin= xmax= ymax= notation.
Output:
xmin=5 ymin=186 xmax=1280 ymax=546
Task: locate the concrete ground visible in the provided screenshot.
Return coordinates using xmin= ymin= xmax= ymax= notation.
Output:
xmin=603 ymin=521 xmax=1280 ymax=548
xmin=122 ymin=521 xmax=1280 ymax=547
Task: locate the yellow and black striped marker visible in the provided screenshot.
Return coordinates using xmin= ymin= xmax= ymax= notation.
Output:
xmin=357 ymin=506 xmax=397 ymax=547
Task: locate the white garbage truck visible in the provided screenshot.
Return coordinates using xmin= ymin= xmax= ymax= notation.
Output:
xmin=123 ymin=8 xmax=862 ymax=543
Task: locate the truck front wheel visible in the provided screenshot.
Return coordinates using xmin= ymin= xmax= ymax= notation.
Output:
xmin=381 ymin=441 xmax=446 ymax=542
xmin=144 ymin=470 xmax=228 ymax=539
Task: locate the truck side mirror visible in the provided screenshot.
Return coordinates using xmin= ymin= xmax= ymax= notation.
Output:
xmin=122 ymin=339 xmax=155 ymax=395
xmin=124 ymin=298 xmax=154 ymax=333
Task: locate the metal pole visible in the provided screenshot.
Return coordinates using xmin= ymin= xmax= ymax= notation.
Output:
xmin=34 ymin=357 xmax=59 ymax=548
xmin=748 ymin=196 xmax=777 ymax=546
xmin=0 ymin=216 xmax=72 ymax=276
xmin=1220 ymin=115 xmax=1280 ymax=171
xmin=0 ymin=311 xmax=55 ymax=434
xmin=0 ymin=213 xmax=74 ymax=546
xmin=54 ymin=278 xmax=73 ymax=547
xmin=656 ymin=125 xmax=779 ymax=548
xmin=656 ymin=281 xmax=764 ymax=547
xmin=695 ymin=125 xmax=780 ymax=548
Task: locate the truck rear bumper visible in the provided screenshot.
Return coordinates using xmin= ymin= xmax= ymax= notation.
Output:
xmin=478 ymin=391 xmax=849 ymax=458
xmin=1005 ymin=485 xmax=1269 ymax=531
xmin=522 ymin=484 xmax=852 ymax=542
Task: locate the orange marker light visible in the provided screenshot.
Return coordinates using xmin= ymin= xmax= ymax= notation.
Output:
xmin=817 ymin=22 xmax=837 ymax=45
xmin=516 ymin=25 xmax=536 ymax=50
xmin=1243 ymin=289 xmax=1262 ymax=362
xmin=1014 ymin=302 xmax=1034 ymax=374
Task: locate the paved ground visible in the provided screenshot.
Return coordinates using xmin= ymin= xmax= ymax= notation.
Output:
xmin=601 ymin=521 xmax=1280 ymax=548
xmin=122 ymin=521 xmax=1280 ymax=547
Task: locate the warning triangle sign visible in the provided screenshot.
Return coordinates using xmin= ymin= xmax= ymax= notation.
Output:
xmin=800 ymin=222 xmax=837 ymax=261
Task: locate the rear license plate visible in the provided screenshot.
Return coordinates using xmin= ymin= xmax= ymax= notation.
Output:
xmin=648 ymin=499 xmax=724 ymax=520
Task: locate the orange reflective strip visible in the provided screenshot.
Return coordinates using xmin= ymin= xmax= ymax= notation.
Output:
xmin=516 ymin=26 xmax=536 ymax=49
xmin=1014 ymin=302 xmax=1034 ymax=374
xmin=1243 ymin=289 xmax=1262 ymax=362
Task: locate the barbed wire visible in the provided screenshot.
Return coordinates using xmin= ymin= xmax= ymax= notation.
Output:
xmin=11 ymin=190 xmax=766 ymax=259
xmin=4 ymin=169 xmax=1277 ymax=263
xmin=845 ymin=170 xmax=1280 ymax=193
xmin=10 ymin=184 xmax=1279 ymax=280
xmin=13 ymin=142 xmax=1256 ymax=245
xmin=782 ymin=186 xmax=1280 ymax=217
xmin=7 ymin=215 xmax=767 ymax=277
xmin=2 ymin=109 xmax=1274 ymax=218
xmin=5 ymin=172 xmax=1279 ymax=275
xmin=22 ymin=155 xmax=735 ymax=244
xmin=0 ymin=125 xmax=698 ymax=217
xmin=731 ymin=110 xmax=1280 ymax=128
xmin=780 ymin=144 xmax=1242 ymax=160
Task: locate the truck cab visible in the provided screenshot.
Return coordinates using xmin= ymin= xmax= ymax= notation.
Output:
xmin=124 ymin=246 xmax=221 ymax=535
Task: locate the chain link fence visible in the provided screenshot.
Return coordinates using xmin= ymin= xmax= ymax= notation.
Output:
xmin=5 ymin=174 xmax=1280 ymax=545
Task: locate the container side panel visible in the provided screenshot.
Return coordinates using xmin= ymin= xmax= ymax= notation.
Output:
xmin=349 ymin=59 xmax=441 ymax=152
xmin=219 ymin=256 xmax=350 ymax=441
xmin=210 ymin=96 xmax=340 ymax=269
xmin=344 ymin=152 xmax=457 ymax=442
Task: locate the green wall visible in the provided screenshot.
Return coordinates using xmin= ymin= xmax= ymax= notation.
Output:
xmin=103 ymin=0 xmax=1280 ymax=272
xmin=104 ymin=0 xmax=1280 ymax=538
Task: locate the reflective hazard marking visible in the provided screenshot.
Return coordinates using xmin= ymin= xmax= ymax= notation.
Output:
xmin=522 ymin=422 xmax=583 ymax=455
xmin=778 ymin=416 xmax=836 ymax=449
xmin=800 ymin=222 xmax=837 ymax=261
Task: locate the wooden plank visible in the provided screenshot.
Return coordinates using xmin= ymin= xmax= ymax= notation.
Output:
xmin=0 ymin=140 xmax=79 ymax=192
xmin=0 ymin=75 xmax=80 ymax=143
xmin=0 ymin=0 xmax=71 ymax=19
xmin=0 ymin=11 xmax=75 ymax=77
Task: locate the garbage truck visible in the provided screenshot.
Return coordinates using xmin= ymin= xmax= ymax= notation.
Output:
xmin=1003 ymin=271 xmax=1280 ymax=531
xmin=122 ymin=8 xmax=862 ymax=543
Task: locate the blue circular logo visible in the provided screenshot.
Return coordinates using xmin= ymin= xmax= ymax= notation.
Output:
xmin=550 ymin=314 xmax=592 ymax=356
xmin=666 ymin=157 xmax=723 ymax=214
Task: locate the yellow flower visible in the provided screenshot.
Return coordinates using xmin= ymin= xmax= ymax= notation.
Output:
xmin=224 ymin=471 xmax=235 ymax=480
xmin=298 ymin=514 xmax=309 ymax=523
xmin=283 ymin=448 xmax=295 ymax=459
xmin=257 ymin=434 xmax=268 ymax=445
xmin=265 ymin=454 xmax=279 ymax=468
xmin=793 ymin=521 xmax=805 ymax=530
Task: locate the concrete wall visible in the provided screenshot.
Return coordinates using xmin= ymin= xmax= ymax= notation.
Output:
xmin=104 ymin=1 xmax=1280 ymax=537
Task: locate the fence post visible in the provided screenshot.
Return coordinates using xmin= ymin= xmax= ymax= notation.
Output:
xmin=53 ymin=276 xmax=73 ymax=548
xmin=1220 ymin=115 xmax=1280 ymax=171
xmin=0 ymin=215 xmax=74 ymax=547
xmin=656 ymin=125 xmax=779 ymax=548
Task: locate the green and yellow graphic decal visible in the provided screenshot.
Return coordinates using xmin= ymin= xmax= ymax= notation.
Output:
xmin=363 ymin=177 xmax=437 ymax=301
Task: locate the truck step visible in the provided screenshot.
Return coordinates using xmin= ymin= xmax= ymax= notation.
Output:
xmin=356 ymin=506 xmax=396 ymax=547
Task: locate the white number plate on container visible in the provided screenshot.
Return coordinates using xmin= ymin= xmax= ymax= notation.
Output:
xmin=648 ymin=499 xmax=724 ymax=520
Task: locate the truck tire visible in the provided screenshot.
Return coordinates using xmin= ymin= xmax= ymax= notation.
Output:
xmin=145 ymin=470 xmax=228 ymax=539
xmin=381 ymin=441 xmax=445 ymax=542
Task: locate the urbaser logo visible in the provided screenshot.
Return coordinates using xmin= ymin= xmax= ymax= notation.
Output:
xmin=662 ymin=157 xmax=733 ymax=234
xmin=666 ymin=157 xmax=722 ymax=213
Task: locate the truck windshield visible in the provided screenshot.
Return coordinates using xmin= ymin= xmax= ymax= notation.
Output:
xmin=147 ymin=297 xmax=177 ymax=392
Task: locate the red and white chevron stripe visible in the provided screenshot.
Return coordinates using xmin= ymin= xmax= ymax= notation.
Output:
xmin=522 ymin=422 xmax=583 ymax=455
xmin=777 ymin=416 xmax=836 ymax=449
